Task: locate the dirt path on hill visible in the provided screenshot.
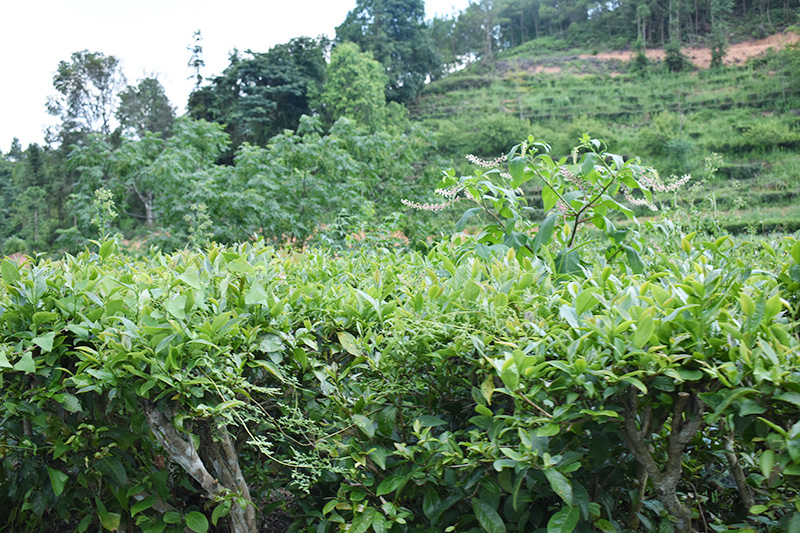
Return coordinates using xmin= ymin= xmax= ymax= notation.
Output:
xmin=581 ymin=32 xmax=799 ymax=68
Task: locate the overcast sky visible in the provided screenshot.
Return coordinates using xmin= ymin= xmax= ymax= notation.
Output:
xmin=0 ymin=0 xmax=469 ymax=152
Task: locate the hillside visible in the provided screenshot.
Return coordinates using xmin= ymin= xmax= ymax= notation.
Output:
xmin=411 ymin=30 xmax=800 ymax=233
xmin=501 ymin=31 xmax=800 ymax=74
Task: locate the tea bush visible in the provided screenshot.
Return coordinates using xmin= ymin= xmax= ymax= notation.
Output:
xmin=3 ymin=139 xmax=800 ymax=533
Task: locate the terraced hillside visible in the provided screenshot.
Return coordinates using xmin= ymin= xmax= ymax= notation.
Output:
xmin=411 ymin=33 xmax=800 ymax=233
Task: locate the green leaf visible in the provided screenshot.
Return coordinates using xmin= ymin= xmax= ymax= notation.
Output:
xmin=738 ymin=399 xmax=766 ymax=417
xmin=442 ymin=256 xmax=456 ymax=276
xmin=0 ymin=348 xmax=11 ymax=368
xmin=536 ymin=423 xmax=561 ymax=437
xmin=211 ymin=500 xmax=231 ymax=526
xmin=164 ymin=294 xmax=187 ymax=320
xmin=594 ymin=519 xmax=617 ymax=533
xmin=624 ymin=246 xmax=645 ymax=274
xmin=500 ymin=361 xmax=520 ymax=391
xmin=66 ymin=324 xmax=90 ymax=341
xmin=369 ymin=446 xmax=388 ymax=470
xmin=95 ymin=496 xmax=121 ymax=532
xmin=788 ymin=511 xmax=800 ymax=533
xmin=581 ymin=153 xmax=597 ymax=176
xmin=559 ymin=304 xmax=580 ymax=329
xmin=423 ymin=486 xmax=441 ymax=520
xmin=32 ymin=331 xmax=56 ymax=353
xmin=621 ymin=376 xmax=648 ymax=394
xmin=707 ymin=388 xmax=759 ymax=423
xmin=417 ymin=415 xmax=448 ymax=427
xmin=633 ymin=315 xmax=654 ymax=349
xmin=32 ymin=311 xmax=58 ymax=325
xmin=226 ymin=258 xmax=253 ymax=274
xmin=259 ymin=336 xmax=283 ymax=353
xmin=163 ymin=511 xmax=181 ymax=524
xmin=776 ymin=392 xmax=800 ymax=407
xmin=740 ymin=292 xmax=755 ymax=316
xmin=177 ymin=268 xmax=203 ymax=291
xmin=250 ymin=359 xmax=285 ymax=382
xmin=47 ymin=467 xmax=69 ymax=496
xmin=245 ymin=282 xmax=269 ymax=305
xmin=542 ymin=184 xmax=558 ymax=212
xmin=13 ymin=352 xmax=36 ymax=373
xmin=547 ymin=506 xmax=580 ymax=533
xmin=472 ymin=498 xmax=507 ymax=533
xmin=544 ymin=469 xmax=573 ymax=506
xmin=58 ymin=393 xmax=81 ymax=413
xmin=760 ymin=450 xmax=775 ymax=478
xmin=429 ymin=495 xmax=461 ymax=524
xmin=185 ymin=511 xmax=209 ymax=533
xmin=99 ymin=240 xmax=116 ymax=260
xmin=464 ymin=279 xmax=481 ymax=301
xmin=215 ymin=399 xmax=246 ymax=411
xmin=352 ymin=414 xmax=375 ymax=438
xmin=456 ymin=207 xmax=483 ymax=232
xmin=349 ymin=510 xmax=373 ymax=533
xmin=509 ymin=156 xmax=528 ymax=188
xmin=575 ymin=290 xmax=598 ymax=316
xmin=555 ymin=249 xmax=582 ymax=276
xmin=791 ymin=240 xmax=800 ymax=265
xmin=99 ymin=510 xmax=121 ymax=531
xmin=1 ymin=259 xmax=20 ymax=284
xmin=532 ymin=214 xmax=557 ymax=252
xmin=131 ymin=495 xmax=159 ymax=517
xmin=98 ymin=456 xmax=127 ymax=488
xmin=787 ymin=437 xmax=800 ymax=463
xmin=337 ymin=331 xmax=362 ymax=357
xmin=376 ymin=474 xmax=407 ymax=496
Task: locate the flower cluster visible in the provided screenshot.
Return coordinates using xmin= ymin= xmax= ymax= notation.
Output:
xmin=638 ymin=169 xmax=692 ymax=194
xmin=434 ymin=186 xmax=461 ymax=199
xmin=622 ymin=188 xmax=658 ymax=211
xmin=402 ymin=185 xmax=464 ymax=212
xmin=555 ymin=199 xmax=571 ymax=223
xmin=622 ymin=171 xmax=692 ymax=212
xmin=401 ymin=198 xmax=456 ymax=212
xmin=466 ymin=154 xmax=507 ymax=168
xmin=559 ymin=166 xmax=587 ymax=191
xmin=705 ymin=152 xmax=723 ymax=174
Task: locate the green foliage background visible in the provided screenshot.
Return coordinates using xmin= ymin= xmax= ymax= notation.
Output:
xmin=3 ymin=2 xmax=800 ymax=532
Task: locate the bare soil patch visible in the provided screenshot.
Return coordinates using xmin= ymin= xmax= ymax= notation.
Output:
xmin=506 ymin=32 xmax=798 ymax=76
xmin=581 ymin=32 xmax=799 ymax=69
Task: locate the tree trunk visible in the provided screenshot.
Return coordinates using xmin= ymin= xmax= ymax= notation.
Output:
xmin=622 ymin=391 xmax=704 ymax=533
xmin=723 ymin=428 xmax=755 ymax=510
xmin=144 ymin=403 xmax=257 ymax=533
xmin=145 ymin=195 xmax=154 ymax=227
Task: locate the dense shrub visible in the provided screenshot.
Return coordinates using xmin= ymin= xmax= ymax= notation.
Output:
xmin=437 ymin=115 xmax=531 ymax=158
xmin=4 ymin=136 xmax=800 ymax=533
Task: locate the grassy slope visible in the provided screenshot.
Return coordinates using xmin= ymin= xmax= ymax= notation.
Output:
xmin=410 ymin=33 xmax=800 ymax=233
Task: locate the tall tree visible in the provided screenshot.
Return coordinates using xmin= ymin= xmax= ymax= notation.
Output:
xmin=710 ymin=0 xmax=734 ymax=67
xmin=0 ymin=157 xmax=18 ymax=246
xmin=187 ymin=29 xmax=205 ymax=89
xmin=116 ymin=77 xmax=176 ymax=139
xmin=319 ymin=42 xmax=388 ymax=130
xmin=336 ymin=0 xmax=442 ymax=102
xmin=187 ymin=37 xmax=328 ymax=149
xmin=6 ymin=138 xmax=23 ymax=162
xmin=458 ymin=0 xmax=507 ymax=62
xmin=46 ymin=50 xmax=126 ymax=145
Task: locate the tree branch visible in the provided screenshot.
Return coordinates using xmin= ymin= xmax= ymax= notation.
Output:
xmin=144 ymin=403 xmax=256 ymax=533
